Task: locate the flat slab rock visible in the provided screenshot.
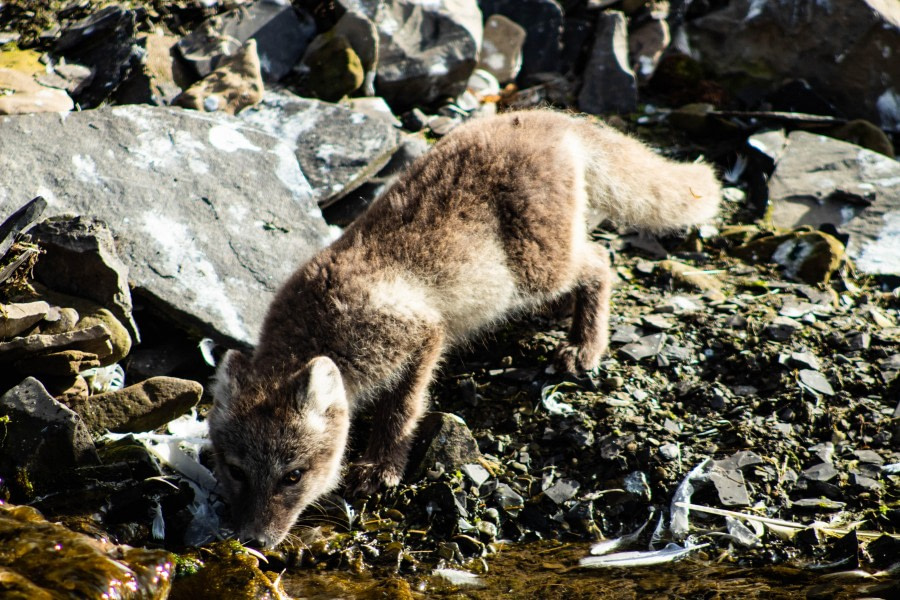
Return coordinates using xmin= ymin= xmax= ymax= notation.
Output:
xmin=239 ymin=91 xmax=402 ymax=208
xmin=754 ymin=130 xmax=900 ymax=276
xmin=0 ymin=105 xmax=332 ymax=345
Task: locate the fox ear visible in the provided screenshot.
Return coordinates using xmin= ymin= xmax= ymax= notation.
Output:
xmin=212 ymin=349 xmax=250 ymax=412
xmin=300 ymin=356 xmax=347 ymax=416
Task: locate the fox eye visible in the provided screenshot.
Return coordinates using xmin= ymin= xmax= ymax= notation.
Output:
xmin=226 ymin=464 xmax=246 ymax=483
xmin=280 ymin=469 xmax=304 ymax=486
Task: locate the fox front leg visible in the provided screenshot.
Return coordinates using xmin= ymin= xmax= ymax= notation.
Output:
xmin=345 ymin=329 xmax=444 ymax=495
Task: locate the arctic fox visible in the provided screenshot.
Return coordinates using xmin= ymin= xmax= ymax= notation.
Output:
xmin=208 ymin=110 xmax=721 ymax=547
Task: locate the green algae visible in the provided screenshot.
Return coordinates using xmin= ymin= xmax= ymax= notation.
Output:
xmin=169 ymin=541 xmax=290 ymax=600
xmin=0 ymin=503 xmax=173 ymax=599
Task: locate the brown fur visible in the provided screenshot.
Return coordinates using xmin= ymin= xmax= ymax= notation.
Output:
xmin=209 ymin=110 xmax=722 ymax=547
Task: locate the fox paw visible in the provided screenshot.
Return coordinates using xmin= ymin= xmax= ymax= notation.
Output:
xmin=345 ymin=461 xmax=403 ymax=497
xmin=555 ymin=341 xmax=602 ymax=375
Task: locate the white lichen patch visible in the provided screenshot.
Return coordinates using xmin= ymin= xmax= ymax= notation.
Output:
xmin=853 ymin=212 xmax=900 ymax=275
xmin=71 ymin=154 xmax=103 ymax=186
xmin=208 ymin=124 xmax=260 ymax=153
xmin=141 ymin=212 xmax=249 ymax=341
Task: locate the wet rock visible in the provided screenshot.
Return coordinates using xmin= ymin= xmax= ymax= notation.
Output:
xmin=0 ymin=377 xmax=99 ymax=500
xmin=54 ymin=5 xmax=142 ymax=108
xmin=628 ymin=17 xmax=670 ymax=84
xmin=66 ymin=376 xmax=202 ymax=434
xmin=239 ymin=91 xmax=402 ymax=208
xmin=492 ymin=482 xmax=525 ymax=516
xmin=0 ymin=503 xmax=173 ymax=599
xmin=405 ymin=412 xmax=483 ymax=481
xmin=174 ymin=39 xmax=263 ymax=115
xmin=0 ymin=301 xmax=49 ymax=339
xmin=478 ymin=15 xmax=526 ymax=84
xmin=752 ymin=130 xmax=900 ymax=275
xmin=687 ymin=0 xmax=900 ymax=130
xmin=867 ymin=535 xmax=900 ymax=569
xmin=578 ymin=11 xmax=637 ymax=115
xmin=115 ymin=33 xmax=190 ymax=106
xmin=30 ymin=216 xmax=139 ymax=344
xmin=479 ymin=0 xmax=563 ymax=82
xmin=733 ymin=229 xmax=845 ymax=285
xmin=798 ymin=369 xmax=835 ymax=396
xmin=0 ymin=68 xmax=74 ymax=114
xmin=0 ymin=105 xmax=331 ymax=346
xmin=176 ymin=0 xmax=316 ymax=82
xmin=300 ymin=33 xmax=365 ymax=101
xmin=375 ymin=0 xmax=482 ymax=109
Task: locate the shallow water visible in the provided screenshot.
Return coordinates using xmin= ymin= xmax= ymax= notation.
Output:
xmin=272 ymin=542 xmax=900 ymax=600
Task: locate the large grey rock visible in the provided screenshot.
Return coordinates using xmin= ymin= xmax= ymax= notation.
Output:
xmin=374 ymin=0 xmax=483 ymax=109
xmin=176 ymin=0 xmax=316 ymax=82
xmin=479 ymin=0 xmax=563 ymax=81
xmin=752 ymin=130 xmax=900 ymax=275
xmin=0 ymin=377 xmax=99 ymax=501
xmin=688 ymin=0 xmax=900 ymax=131
xmin=578 ymin=11 xmax=637 ymax=115
xmin=240 ymin=91 xmax=402 ymax=208
xmin=0 ymin=105 xmax=332 ymax=345
xmin=30 ymin=216 xmax=139 ymax=344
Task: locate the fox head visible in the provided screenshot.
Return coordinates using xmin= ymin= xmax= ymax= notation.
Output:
xmin=208 ymin=351 xmax=350 ymax=548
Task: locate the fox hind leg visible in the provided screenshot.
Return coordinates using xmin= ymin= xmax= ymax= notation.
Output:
xmin=556 ymin=243 xmax=613 ymax=374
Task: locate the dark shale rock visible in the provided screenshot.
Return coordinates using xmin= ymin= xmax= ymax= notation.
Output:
xmin=374 ymin=0 xmax=482 ymax=109
xmin=0 ymin=196 xmax=46 ymax=259
xmin=176 ymin=0 xmax=317 ymax=82
xmin=405 ymin=412 xmax=483 ymax=481
xmin=578 ymin=11 xmax=637 ymax=115
xmin=0 ymin=377 xmax=99 ymax=500
xmin=478 ymin=0 xmax=563 ymax=82
xmin=54 ymin=5 xmax=142 ymax=108
xmin=688 ymin=0 xmax=900 ymax=130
